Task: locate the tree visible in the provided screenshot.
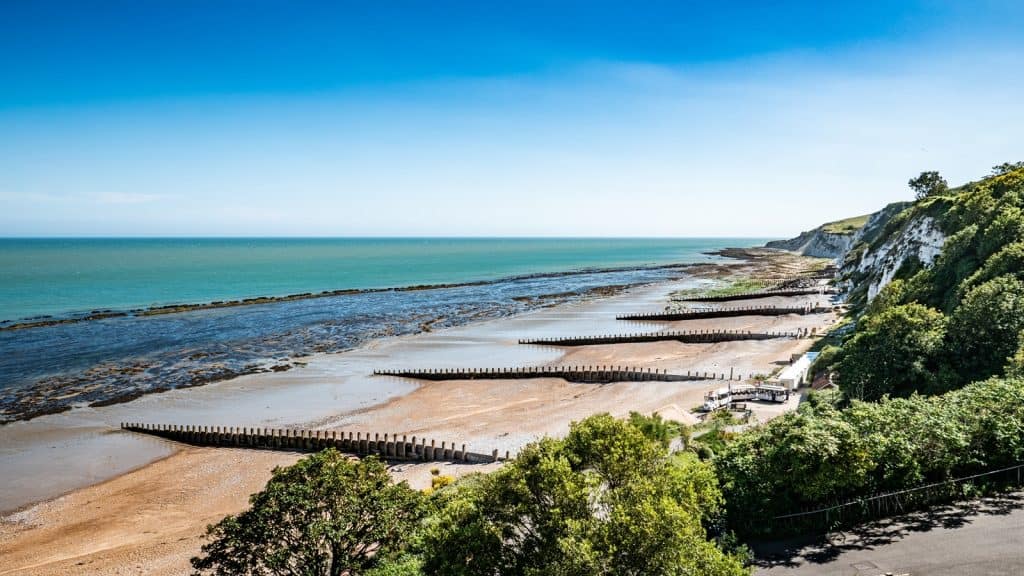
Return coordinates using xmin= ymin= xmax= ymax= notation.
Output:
xmin=715 ymin=401 xmax=874 ymax=533
xmin=1009 ymin=332 xmax=1024 ymax=378
xmin=991 ymin=161 xmax=1024 ymax=176
xmin=837 ymin=303 xmax=948 ymax=400
xmin=959 ymin=240 xmax=1024 ymax=298
xmin=627 ymin=411 xmax=687 ymax=448
xmin=908 ymin=170 xmax=949 ymax=200
xmin=947 ymin=275 xmax=1024 ymax=383
xmin=716 ymin=376 xmax=1024 ymax=536
xmin=417 ymin=414 xmax=748 ymax=576
xmin=191 ymin=450 xmax=424 ymax=576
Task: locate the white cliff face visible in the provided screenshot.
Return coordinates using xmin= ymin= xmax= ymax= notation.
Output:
xmin=766 ymin=228 xmax=857 ymax=259
xmin=767 ymin=203 xmax=911 ymax=261
xmin=853 ymin=215 xmax=947 ymax=301
xmin=802 ymin=232 xmax=857 ymax=259
xmin=767 ymin=201 xmax=946 ymax=305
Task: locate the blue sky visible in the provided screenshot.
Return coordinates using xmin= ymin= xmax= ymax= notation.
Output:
xmin=2 ymin=1 xmax=1022 ymax=237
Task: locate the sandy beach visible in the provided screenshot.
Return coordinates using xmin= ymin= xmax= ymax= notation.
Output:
xmin=0 ymin=252 xmax=836 ymax=575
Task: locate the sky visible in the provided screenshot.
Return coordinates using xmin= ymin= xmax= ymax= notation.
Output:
xmin=1 ymin=1 xmax=1022 ymax=238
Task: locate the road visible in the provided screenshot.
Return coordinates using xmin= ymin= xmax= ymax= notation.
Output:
xmin=753 ymin=492 xmax=1024 ymax=576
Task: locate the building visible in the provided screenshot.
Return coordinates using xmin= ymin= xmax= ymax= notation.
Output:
xmin=775 ymin=351 xmax=818 ymax=390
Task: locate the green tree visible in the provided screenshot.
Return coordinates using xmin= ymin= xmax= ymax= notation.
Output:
xmin=715 ymin=401 xmax=873 ymax=533
xmin=418 ymin=414 xmax=747 ymax=576
xmin=1009 ymin=333 xmax=1024 ymax=378
xmin=959 ymin=240 xmax=1024 ymax=297
xmin=837 ymin=303 xmax=948 ymax=400
xmin=948 ymin=376 xmax=1024 ymax=467
xmin=991 ymin=161 xmax=1024 ymax=175
xmin=627 ymin=411 xmax=687 ymax=448
xmin=716 ymin=377 xmax=1024 ymax=536
xmin=866 ymin=278 xmax=909 ymax=315
xmin=191 ymin=450 xmax=424 ymax=576
xmin=364 ymin=556 xmax=426 ymax=576
xmin=908 ymin=170 xmax=949 ymax=200
xmin=843 ymin=395 xmax=967 ymax=490
xmin=947 ymin=275 xmax=1024 ymax=383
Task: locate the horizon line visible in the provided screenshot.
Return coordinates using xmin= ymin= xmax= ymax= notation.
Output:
xmin=0 ymin=235 xmax=782 ymax=240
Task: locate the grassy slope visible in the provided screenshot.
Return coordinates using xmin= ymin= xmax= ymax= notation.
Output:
xmin=821 ymin=213 xmax=871 ymax=234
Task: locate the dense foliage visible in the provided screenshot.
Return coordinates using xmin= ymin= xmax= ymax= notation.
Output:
xmin=377 ymin=414 xmax=748 ymax=576
xmin=627 ymin=410 xmax=688 ymax=448
xmin=191 ymin=450 xmax=425 ymax=576
xmin=832 ymin=166 xmax=1024 ymax=398
xmin=195 ymin=416 xmax=747 ymax=576
xmin=837 ymin=303 xmax=947 ymax=400
xmin=946 ymin=275 xmax=1024 ymax=382
xmin=715 ymin=376 xmax=1024 ymax=535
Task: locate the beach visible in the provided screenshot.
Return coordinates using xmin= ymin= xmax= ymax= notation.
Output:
xmin=0 ymin=250 xmax=836 ymax=575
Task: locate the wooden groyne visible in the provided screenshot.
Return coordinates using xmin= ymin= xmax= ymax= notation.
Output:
xmin=120 ymin=422 xmax=506 ymax=463
xmin=677 ymin=288 xmax=835 ymax=303
xmin=519 ymin=329 xmax=803 ymax=347
xmin=373 ymin=365 xmax=736 ymax=383
xmin=616 ymin=305 xmax=833 ymax=322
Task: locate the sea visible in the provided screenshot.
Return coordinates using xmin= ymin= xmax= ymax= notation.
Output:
xmin=0 ymin=237 xmax=770 ymax=424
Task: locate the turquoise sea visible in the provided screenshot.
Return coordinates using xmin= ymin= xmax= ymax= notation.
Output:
xmin=0 ymin=237 xmax=770 ymax=423
xmin=0 ymin=238 xmax=768 ymax=322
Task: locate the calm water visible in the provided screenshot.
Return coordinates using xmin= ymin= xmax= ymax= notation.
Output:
xmin=0 ymin=238 xmax=765 ymax=322
xmin=0 ymin=237 xmax=768 ymax=423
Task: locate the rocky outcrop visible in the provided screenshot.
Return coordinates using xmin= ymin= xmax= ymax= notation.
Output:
xmin=842 ymin=212 xmax=947 ymax=303
xmin=767 ymin=200 xmax=947 ymax=306
xmin=767 ymin=203 xmax=909 ymax=260
xmin=766 ymin=230 xmax=857 ymax=259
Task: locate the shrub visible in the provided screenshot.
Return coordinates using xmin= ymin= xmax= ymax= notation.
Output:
xmin=837 ymin=303 xmax=948 ymax=400
xmin=191 ymin=450 xmax=424 ymax=576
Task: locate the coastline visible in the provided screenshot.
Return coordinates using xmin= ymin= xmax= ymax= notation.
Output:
xmin=1 ymin=257 xmax=747 ymax=426
xmin=0 ymin=252 xmax=743 ymax=331
xmin=0 ymin=275 xmax=694 ymax=514
xmin=0 ymin=248 xmax=835 ymax=575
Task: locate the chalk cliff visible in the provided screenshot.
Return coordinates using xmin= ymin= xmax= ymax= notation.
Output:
xmin=767 ymin=200 xmax=950 ymax=307
xmin=766 ymin=202 xmax=910 ymax=261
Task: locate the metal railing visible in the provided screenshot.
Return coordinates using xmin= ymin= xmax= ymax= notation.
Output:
xmin=763 ymin=463 xmax=1024 ymax=535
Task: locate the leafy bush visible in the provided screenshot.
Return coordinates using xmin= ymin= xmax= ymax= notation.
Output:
xmin=715 ymin=377 xmax=1024 ymax=536
xmin=838 ymin=303 xmax=948 ymax=400
xmin=947 ymin=275 xmax=1024 ymax=383
xmin=415 ymin=414 xmax=748 ymax=576
xmin=628 ymin=411 xmax=687 ymax=448
xmin=191 ymin=450 xmax=424 ymax=576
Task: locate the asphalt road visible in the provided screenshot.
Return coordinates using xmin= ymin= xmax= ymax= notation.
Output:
xmin=753 ymin=492 xmax=1024 ymax=576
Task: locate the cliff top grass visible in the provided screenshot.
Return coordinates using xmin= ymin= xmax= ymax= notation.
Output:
xmin=822 ymin=213 xmax=871 ymax=234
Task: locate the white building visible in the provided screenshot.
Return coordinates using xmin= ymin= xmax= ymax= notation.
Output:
xmin=775 ymin=351 xmax=819 ymax=390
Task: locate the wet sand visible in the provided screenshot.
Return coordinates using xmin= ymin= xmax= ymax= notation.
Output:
xmin=0 ymin=255 xmax=837 ymax=575
xmin=0 ymin=275 xmax=687 ymax=512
